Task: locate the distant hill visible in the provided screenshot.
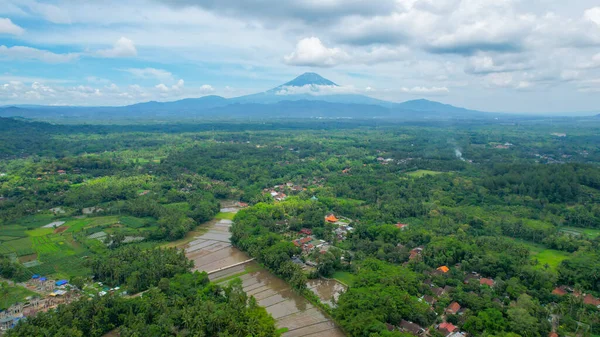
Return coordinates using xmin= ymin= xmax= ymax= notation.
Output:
xmin=2 ymin=73 xmax=491 ymax=121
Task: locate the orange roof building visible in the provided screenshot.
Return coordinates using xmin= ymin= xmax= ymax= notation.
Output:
xmin=446 ymin=302 xmax=461 ymax=315
xmin=480 ymin=278 xmax=495 ymax=287
xmin=439 ymin=322 xmax=457 ymax=333
xmin=437 ymin=266 xmax=450 ymax=273
xmin=325 ymin=214 xmax=339 ymax=223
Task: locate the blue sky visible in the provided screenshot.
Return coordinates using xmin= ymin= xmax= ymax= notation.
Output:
xmin=1 ymin=0 xmax=600 ymax=113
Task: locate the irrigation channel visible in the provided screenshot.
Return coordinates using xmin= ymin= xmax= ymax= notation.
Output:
xmin=183 ymin=208 xmax=346 ymax=337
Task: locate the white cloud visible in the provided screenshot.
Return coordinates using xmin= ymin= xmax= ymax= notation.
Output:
xmin=96 ymin=37 xmax=137 ymax=58
xmin=0 ymin=18 xmax=24 ymax=35
xmin=0 ymin=77 xmax=217 ymax=105
xmin=155 ymin=83 xmax=169 ymax=92
xmin=199 ymin=84 xmax=214 ymax=94
xmin=284 ymin=37 xmax=349 ymax=67
xmin=584 ymin=7 xmax=600 ymax=25
xmin=125 ymin=68 xmax=174 ymax=82
xmin=400 ymin=86 xmax=450 ymax=94
xmin=0 ymin=45 xmax=80 ymax=63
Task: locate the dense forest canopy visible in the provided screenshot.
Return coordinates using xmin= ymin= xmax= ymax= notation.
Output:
xmin=1 ymin=117 xmax=599 ymax=336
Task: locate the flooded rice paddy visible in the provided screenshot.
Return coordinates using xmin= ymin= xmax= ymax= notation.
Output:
xmin=185 ymin=217 xmax=345 ymax=337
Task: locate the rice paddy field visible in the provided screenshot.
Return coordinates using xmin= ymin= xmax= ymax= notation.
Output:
xmin=559 ymin=226 xmax=600 ymax=238
xmin=0 ymin=212 xmax=158 ymax=279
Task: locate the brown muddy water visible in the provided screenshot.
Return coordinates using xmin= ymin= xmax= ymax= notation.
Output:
xmin=307 ymin=279 xmax=347 ymax=308
xmin=185 ymin=218 xmax=345 ymax=337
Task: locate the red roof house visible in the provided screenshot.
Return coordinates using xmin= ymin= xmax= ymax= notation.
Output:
xmin=552 ymin=287 xmax=567 ymax=296
xmin=396 ymin=223 xmax=409 ymax=230
xmin=446 ymin=302 xmax=461 ymax=315
xmin=480 ymin=278 xmax=495 ymax=287
xmin=584 ymin=294 xmax=600 ymax=306
xmin=300 ymin=228 xmax=312 ymax=235
xmin=438 ymin=322 xmax=457 ymax=334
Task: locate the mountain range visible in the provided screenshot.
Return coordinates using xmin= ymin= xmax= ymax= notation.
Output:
xmin=0 ymin=73 xmax=491 ymax=121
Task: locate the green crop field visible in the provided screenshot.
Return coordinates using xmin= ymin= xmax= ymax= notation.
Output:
xmin=332 ymin=271 xmax=355 ymax=286
xmin=405 ymin=170 xmax=444 ymax=178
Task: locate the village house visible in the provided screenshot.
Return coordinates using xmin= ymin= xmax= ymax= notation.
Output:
xmin=409 ymin=246 xmax=424 ymax=260
xmin=552 ymin=287 xmax=568 ymax=296
xmin=432 ymin=287 xmax=445 ymax=297
xmin=399 ymin=320 xmax=426 ymax=336
xmin=300 ymin=228 xmax=312 ymax=235
xmin=438 ymin=322 xmax=457 ymax=336
xmin=396 ymin=223 xmax=409 ymax=230
xmin=437 ymin=265 xmax=450 ymax=273
xmin=480 ymin=278 xmax=495 ymax=287
xmin=446 ymin=302 xmax=461 ymax=315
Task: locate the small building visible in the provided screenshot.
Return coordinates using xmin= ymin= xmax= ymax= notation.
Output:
xmin=399 ymin=320 xmax=425 ymax=336
xmin=55 ymin=280 xmax=68 ymax=286
xmin=396 ymin=223 xmax=409 ymax=230
xmin=584 ymin=294 xmax=600 ymax=307
xmin=480 ymin=278 xmax=495 ymax=287
xmin=437 ymin=265 xmax=450 ymax=273
xmin=325 ymin=214 xmax=339 ymax=223
xmin=300 ymin=228 xmax=312 ymax=235
xmin=552 ymin=287 xmax=567 ymax=296
xmin=438 ymin=322 xmax=457 ymax=335
xmin=446 ymin=302 xmax=461 ymax=315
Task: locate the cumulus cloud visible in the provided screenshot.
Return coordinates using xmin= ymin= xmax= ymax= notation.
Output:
xmin=0 ymin=45 xmax=80 ymax=63
xmin=199 ymin=84 xmax=215 ymax=94
xmin=465 ymin=53 xmax=532 ymax=74
xmin=284 ymin=37 xmax=349 ymax=67
xmin=0 ymin=18 xmax=24 ymax=35
xmin=96 ymin=37 xmax=137 ymax=58
xmin=584 ymin=7 xmax=600 ymax=25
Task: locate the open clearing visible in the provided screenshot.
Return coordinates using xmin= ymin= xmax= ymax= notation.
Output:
xmin=406 ymin=170 xmax=443 ymax=178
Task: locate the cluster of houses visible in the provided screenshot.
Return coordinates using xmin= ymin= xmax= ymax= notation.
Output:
xmin=264 ymin=182 xmax=307 ymax=201
xmin=387 ymin=318 xmax=466 ymax=337
xmin=552 ymin=286 xmax=600 ymax=308
xmin=1 ymin=277 xmax=77 ymax=333
xmin=292 ymin=229 xmax=331 ymax=256
xmin=494 ymin=142 xmax=514 ymax=149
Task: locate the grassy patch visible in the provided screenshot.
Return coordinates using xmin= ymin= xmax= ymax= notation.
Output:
xmin=406 ymin=170 xmax=443 ymax=178
xmin=332 ymin=271 xmax=355 ymax=286
xmin=514 ymin=239 xmax=571 ymax=271
xmin=215 ymin=212 xmax=236 ymax=220
xmin=0 ymin=285 xmax=37 ymax=310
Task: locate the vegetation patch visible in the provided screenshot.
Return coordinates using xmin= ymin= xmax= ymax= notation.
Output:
xmin=405 ymin=169 xmax=443 ymax=178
